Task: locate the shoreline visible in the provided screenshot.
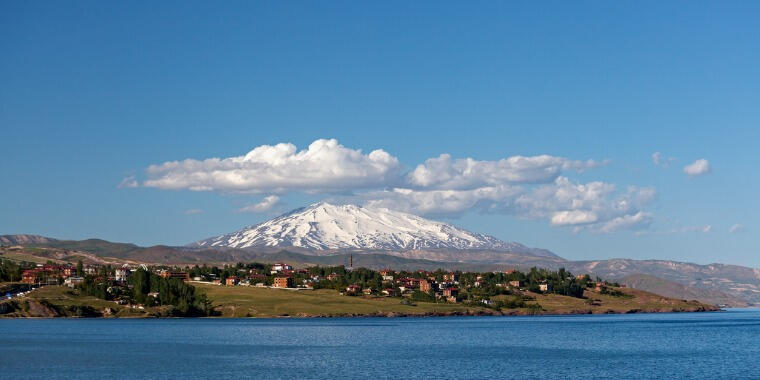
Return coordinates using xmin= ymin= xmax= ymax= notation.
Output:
xmin=1 ymin=303 xmax=721 ymax=320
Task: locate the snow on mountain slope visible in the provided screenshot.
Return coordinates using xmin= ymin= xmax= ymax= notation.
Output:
xmin=191 ymin=202 xmax=556 ymax=256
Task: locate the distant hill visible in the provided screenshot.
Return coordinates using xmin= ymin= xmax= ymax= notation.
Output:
xmin=619 ymin=273 xmax=747 ymax=307
xmin=565 ymin=259 xmax=760 ymax=306
xmin=0 ymin=234 xmax=57 ymax=246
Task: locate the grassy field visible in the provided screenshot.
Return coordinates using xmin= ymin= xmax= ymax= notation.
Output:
xmin=196 ymin=283 xmax=716 ymax=317
xmin=194 ymin=283 xmax=489 ymax=317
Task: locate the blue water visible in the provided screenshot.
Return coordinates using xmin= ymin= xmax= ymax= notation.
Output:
xmin=1 ymin=310 xmax=759 ymax=379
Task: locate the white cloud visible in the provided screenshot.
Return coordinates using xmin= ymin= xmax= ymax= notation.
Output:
xmin=683 ymin=159 xmax=711 ymax=177
xmin=652 ymin=152 xmax=676 ymax=167
xmin=117 ymin=176 xmax=139 ymax=189
xmin=239 ymin=195 xmax=281 ymax=213
xmin=729 ymin=224 xmax=744 ymax=233
xmin=184 ymin=209 xmax=204 ymax=215
xmin=550 ymin=210 xmax=599 ymax=226
xmin=513 ymin=177 xmax=655 ymax=232
xmin=406 ymin=153 xmax=605 ymax=190
xmin=143 ymin=139 xmax=401 ymax=193
xmin=138 ymin=138 xmax=655 ymax=234
xmin=362 ymin=177 xmax=655 ymax=233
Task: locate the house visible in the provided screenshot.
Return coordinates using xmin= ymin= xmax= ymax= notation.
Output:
xmin=22 ymin=269 xmax=40 ymax=284
xmin=115 ymin=265 xmax=131 ymax=282
xmin=272 ymin=263 xmax=293 ymax=272
xmin=273 ymin=276 xmax=293 ymax=288
xmin=539 ymin=283 xmax=552 ymax=293
xmin=249 ymin=273 xmax=268 ymax=282
xmin=225 ymin=276 xmax=240 ymax=286
xmin=397 ymin=277 xmax=420 ymax=288
xmin=173 ymin=272 xmax=190 ymax=280
xmin=508 ymin=280 xmax=524 ymax=288
xmin=595 ymin=282 xmax=604 ymax=292
xmin=443 ymin=287 xmax=458 ymax=298
xmin=62 ymin=266 xmax=77 ymax=278
xmin=481 ymin=299 xmax=494 ymax=306
xmin=64 ymin=276 xmax=85 ymax=288
xmin=446 ymin=296 xmax=459 ymax=303
xmin=363 ymin=288 xmax=373 ymax=295
xmin=326 ymin=273 xmax=340 ymax=281
xmin=345 ymin=284 xmax=362 ymax=294
xmin=443 ymin=273 xmax=458 ymax=282
xmin=381 ymin=288 xmax=396 ymax=297
xmin=419 ymin=280 xmax=433 ymax=293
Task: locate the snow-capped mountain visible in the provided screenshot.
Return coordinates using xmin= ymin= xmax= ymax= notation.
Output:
xmin=190 ymin=202 xmax=556 ymax=257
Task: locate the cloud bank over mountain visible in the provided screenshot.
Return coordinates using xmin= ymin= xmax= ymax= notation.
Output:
xmin=135 ymin=138 xmax=656 ymax=234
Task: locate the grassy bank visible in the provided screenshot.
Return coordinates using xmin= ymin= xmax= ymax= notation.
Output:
xmin=0 ymin=283 xmax=718 ymax=318
xmin=194 ymin=283 xmax=716 ymax=318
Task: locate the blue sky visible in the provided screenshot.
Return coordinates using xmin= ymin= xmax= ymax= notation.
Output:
xmin=1 ymin=1 xmax=758 ymax=266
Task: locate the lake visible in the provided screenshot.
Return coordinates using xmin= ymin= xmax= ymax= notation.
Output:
xmin=1 ymin=309 xmax=759 ymax=379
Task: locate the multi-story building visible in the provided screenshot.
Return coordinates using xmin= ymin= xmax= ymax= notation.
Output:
xmin=273 ymin=276 xmax=293 ymax=288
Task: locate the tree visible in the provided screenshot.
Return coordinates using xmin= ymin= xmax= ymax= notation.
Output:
xmin=76 ymin=260 xmax=84 ymax=277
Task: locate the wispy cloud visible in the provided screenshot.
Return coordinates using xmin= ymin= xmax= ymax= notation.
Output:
xmin=729 ymin=224 xmax=744 ymax=234
xmin=184 ymin=209 xmax=204 ymax=215
xmin=239 ymin=195 xmax=281 ymax=213
xmin=636 ymin=224 xmax=712 ymax=236
xmin=117 ymin=175 xmax=139 ymax=189
xmin=652 ymin=152 xmax=676 ymax=167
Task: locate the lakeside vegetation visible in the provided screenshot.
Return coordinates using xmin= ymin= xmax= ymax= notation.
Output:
xmin=78 ymin=268 xmax=213 ymax=316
